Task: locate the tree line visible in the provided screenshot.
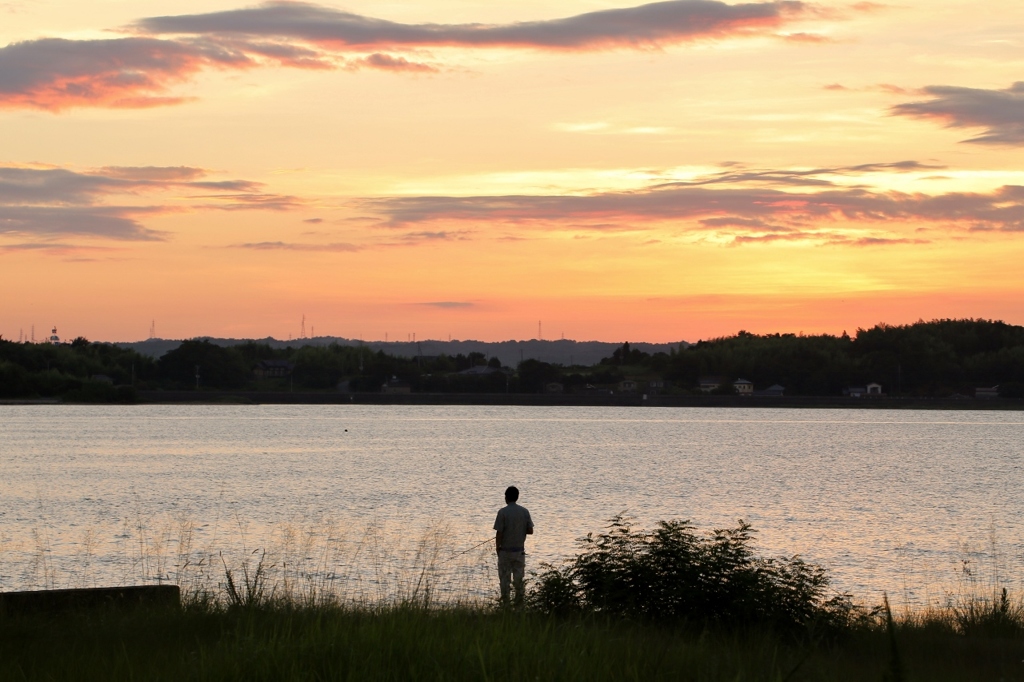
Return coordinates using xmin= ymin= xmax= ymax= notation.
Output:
xmin=2 ymin=318 xmax=1023 ymax=400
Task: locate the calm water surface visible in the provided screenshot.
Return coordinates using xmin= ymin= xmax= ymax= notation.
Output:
xmin=1 ymin=404 xmax=1022 ymax=604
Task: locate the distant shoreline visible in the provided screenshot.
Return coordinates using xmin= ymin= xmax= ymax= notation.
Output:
xmin=90 ymin=391 xmax=1024 ymax=410
xmin=5 ymin=392 xmax=1021 ymax=410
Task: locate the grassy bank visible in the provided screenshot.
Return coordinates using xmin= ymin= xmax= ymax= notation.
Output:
xmin=3 ymin=516 xmax=1023 ymax=680
xmin=2 ymin=602 xmax=1024 ymax=681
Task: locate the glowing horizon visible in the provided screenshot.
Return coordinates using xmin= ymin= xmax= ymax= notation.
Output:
xmin=2 ymin=0 xmax=1023 ymax=344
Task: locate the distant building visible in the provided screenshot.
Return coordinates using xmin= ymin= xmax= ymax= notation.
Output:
xmin=545 ymin=382 xmax=564 ymax=393
xmin=844 ymin=383 xmax=883 ymax=397
xmin=975 ymin=385 xmax=999 ymax=399
xmin=753 ymin=384 xmax=785 ymax=397
xmin=733 ymin=378 xmax=754 ymax=395
xmin=699 ymin=376 xmax=727 ymax=393
xmin=253 ymin=360 xmax=294 ymax=379
xmin=90 ymin=374 xmax=114 ymax=384
xmin=618 ymin=379 xmax=638 ymax=393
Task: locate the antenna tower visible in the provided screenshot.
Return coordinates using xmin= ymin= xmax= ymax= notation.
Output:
xmin=538 ymin=320 xmax=542 ymax=341
xmin=149 ymin=319 xmax=156 ymax=339
xmin=301 ymin=314 xmax=306 ymax=339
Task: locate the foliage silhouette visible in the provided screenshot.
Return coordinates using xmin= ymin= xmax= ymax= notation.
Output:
xmin=528 ymin=515 xmax=858 ymax=633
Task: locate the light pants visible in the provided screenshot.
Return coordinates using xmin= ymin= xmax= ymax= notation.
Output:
xmin=497 ymin=550 xmax=526 ymax=605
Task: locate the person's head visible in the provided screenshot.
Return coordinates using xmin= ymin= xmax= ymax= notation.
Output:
xmin=504 ymin=486 xmax=519 ymax=504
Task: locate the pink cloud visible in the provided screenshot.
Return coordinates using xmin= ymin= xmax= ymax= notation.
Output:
xmin=0 ymin=37 xmax=253 ymax=110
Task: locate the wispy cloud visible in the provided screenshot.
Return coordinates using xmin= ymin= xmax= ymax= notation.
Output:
xmin=401 ymin=230 xmax=471 ymax=241
xmin=353 ymin=162 xmax=1024 ymax=244
xmin=0 ymin=37 xmax=254 ymax=110
xmin=779 ymin=31 xmax=829 ymax=43
xmin=0 ymin=165 xmax=297 ymax=242
xmin=351 ymin=53 xmax=437 ymax=73
xmin=137 ymin=1 xmax=813 ymax=50
xmin=419 ymin=301 xmax=473 ymax=308
xmin=0 ymin=1 xmax=824 ymax=110
xmin=892 ymin=82 xmax=1024 ymax=145
xmin=0 ymin=165 xmax=253 ymax=204
xmin=0 ymin=241 xmax=118 ymax=255
xmin=0 ymin=205 xmax=164 ymax=240
xmin=235 ymin=241 xmax=362 ymax=251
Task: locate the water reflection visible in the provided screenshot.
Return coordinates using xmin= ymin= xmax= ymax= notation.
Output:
xmin=1 ymin=405 xmax=1022 ymax=607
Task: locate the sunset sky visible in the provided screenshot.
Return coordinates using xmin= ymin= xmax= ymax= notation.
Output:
xmin=2 ymin=0 xmax=1023 ymax=343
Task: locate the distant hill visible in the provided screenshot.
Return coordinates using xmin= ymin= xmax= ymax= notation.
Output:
xmin=115 ymin=337 xmax=688 ymax=367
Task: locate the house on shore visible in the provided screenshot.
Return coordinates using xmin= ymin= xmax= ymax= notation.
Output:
xmin=699 ymin=376 xmax=727 ymax=393
xmin=844 ymin=383 xmax=883 ymax=397
xmin=618 ymin=379 xmax=639 ymax=394
xmin=975 ymin=385 xmax=999 ymax=399
xmin=253 ymin=360 xmax=294 ymax=379
xmin=733 ymin=378 xmax=754 ymax=395
xmin=753 ymin=384 xmax=785 ymax=397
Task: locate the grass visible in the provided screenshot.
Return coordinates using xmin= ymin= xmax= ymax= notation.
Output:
xmin=2 ymin=601 xmax=1024 ymax=681
xmin=3 ymin=516 xmax=1024 ymax=680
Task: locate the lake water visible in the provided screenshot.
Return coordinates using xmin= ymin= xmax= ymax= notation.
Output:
xmin=1 ymin=404 xmax=1022 ymax=607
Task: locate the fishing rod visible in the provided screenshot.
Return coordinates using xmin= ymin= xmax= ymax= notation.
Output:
xmin=448 ymin=537 xmax=495 ymax=559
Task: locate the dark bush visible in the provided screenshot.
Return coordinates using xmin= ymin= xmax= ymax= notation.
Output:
xmin=528 ymin=515 xmax=857 ymax=634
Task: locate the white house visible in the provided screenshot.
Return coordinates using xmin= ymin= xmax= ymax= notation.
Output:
xmin=733 ymin=378 xmax=753 ymax=395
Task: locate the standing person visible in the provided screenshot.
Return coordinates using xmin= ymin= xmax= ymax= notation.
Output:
xmin=494 ymin=486 xmax=534 ymax=606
